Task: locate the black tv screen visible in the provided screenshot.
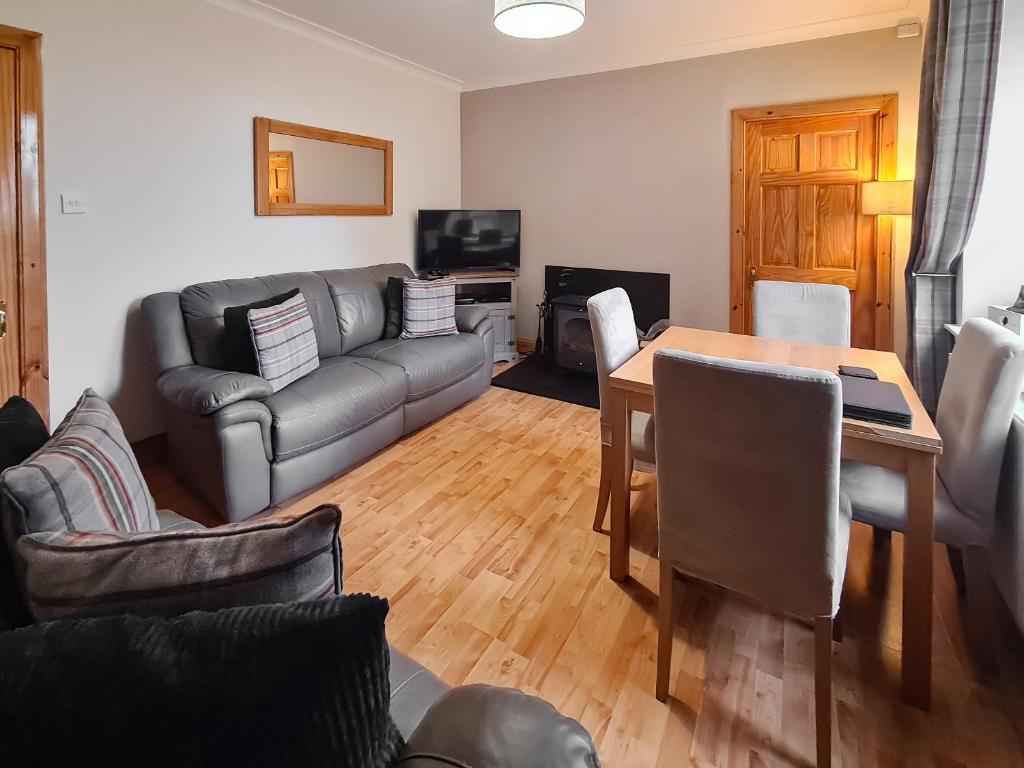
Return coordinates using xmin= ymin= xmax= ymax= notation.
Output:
xmin=417 ymin=210 xmax=521 ymax=272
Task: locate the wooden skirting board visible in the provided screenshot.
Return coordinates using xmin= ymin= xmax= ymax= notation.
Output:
xmin=516 ymin=338 xmax=535 ymax=355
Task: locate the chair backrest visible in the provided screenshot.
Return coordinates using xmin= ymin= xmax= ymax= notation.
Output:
xmin=753 ymin=280 xmax=851 ymax=347
xmin=587 ymin=288 xmax=639 ymax=428
xmin=936 ymin=318 xmax=1024 ymax=538
xmin=653 ymin=349 xmax=844 ymax=619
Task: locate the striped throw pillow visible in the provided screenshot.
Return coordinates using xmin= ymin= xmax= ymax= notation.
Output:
xmin=0 ymin=389 xmax=159 ymax=537
xmin=248 ymin=291 xmax=320 ymax=392
xmin=15 ymin=504 xmax=342 ymax=622
xmin=400 ymin=277 xmax=457 ymax=339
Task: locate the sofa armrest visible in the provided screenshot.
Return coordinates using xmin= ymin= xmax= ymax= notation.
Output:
xmin=455 ymin=305 xmax=490 ymax=335
xmin=157 ymin=365 xmax=273 ymax=416
xmin=397 ymin=685 xmax=599 ymax=768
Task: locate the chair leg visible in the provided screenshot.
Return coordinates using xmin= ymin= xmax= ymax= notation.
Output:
xmin=963 ymin=546 xmax=998 ymax=673
xmin=872 ymin=527 xmax=892 ymax=550
xmin=814 ymin=617 xmax=833 ymax=768
xmin=593 ymin=443 xmax=612 ymax=532
xmin=656 ymin=560 xmax=674 ymax=702
xmin=832 ymin=610 xmax=843 ymax=643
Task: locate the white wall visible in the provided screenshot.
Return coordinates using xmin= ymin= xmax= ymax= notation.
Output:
xmin=961 ymin=0 xmax=1024 ymax=320
xmin=0 ymin=0 xmax=461 ymax=440
xmin=462 ymin=29 xmax=922 ymax=359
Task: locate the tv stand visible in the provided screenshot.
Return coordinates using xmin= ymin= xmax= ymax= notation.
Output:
xmin=426 ymin=270 xmax=518 ymax=363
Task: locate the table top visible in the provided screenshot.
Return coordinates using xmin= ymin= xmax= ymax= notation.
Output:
xmin=609 ymin=326 xmax=942 ymax=454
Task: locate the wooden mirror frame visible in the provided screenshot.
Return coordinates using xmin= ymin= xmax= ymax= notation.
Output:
xmin=254 ymin=117 xmax=393 ymax=216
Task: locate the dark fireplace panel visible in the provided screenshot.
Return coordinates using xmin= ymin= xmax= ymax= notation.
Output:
xmin=543 ymin=266 xmax=670 ymax=372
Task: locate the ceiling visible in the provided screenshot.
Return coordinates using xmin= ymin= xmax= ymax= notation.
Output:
xmin=253 ymin=0 xmax=928 ymax=91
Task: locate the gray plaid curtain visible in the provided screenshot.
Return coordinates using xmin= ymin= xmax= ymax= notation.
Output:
xmin=907 ymin=0 xmax=1003 ymax=411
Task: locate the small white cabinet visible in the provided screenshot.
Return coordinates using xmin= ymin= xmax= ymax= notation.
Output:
xmin=448 ymin=272 xmax=519 ymax=363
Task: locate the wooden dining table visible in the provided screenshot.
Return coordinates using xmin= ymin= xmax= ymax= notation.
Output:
xmin=606 ymin=326 xmax=942 ymax=711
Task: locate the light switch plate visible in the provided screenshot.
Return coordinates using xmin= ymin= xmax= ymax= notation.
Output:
xmin=61 ymin=193 xmax=88 ymax=214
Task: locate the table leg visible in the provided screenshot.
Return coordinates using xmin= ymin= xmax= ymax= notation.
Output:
xmin=608 ymin=388 xmax=631 ymax=581
xmin=902 ymin=450 xmax=935 ymax=710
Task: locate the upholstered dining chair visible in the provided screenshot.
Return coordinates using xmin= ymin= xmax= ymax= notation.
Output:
xmin=653 ymin=350 xmax=849 ymax=768
xmin=587 ymin=288 xmax=655 ymax=532
xmin=754 ymin=280 xmax=852 ymax=347
xmin=841 ymin=318 xmax=1024 ymax=661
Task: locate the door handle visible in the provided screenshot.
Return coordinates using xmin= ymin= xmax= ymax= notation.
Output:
xmin=0 ymin=299 xmax=6 ymax=340
xmin=748 ymin=266 xmax=757 ymax=289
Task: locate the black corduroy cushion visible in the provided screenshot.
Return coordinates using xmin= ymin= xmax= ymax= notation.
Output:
xmin=0 ymin=396 xmax=49 ymax=471
xmin=0 ymin=595 xmax=404 ymax=768
xmin=0 ymin=395 xmax=49 ymax=630
xmin=221 ymin=287 xmax=301 ymax=373
xmin=385 ymin=276 xmax=404 ymax=339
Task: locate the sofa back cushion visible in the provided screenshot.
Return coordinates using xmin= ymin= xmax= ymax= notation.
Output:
xmin=179 ymin=272 xmax=340 ymax=369
xmin=320 ymin=263 xmax=414 ymax=354
xmin=1 ymin=389 xmax=159 ymax=539
xmin=16 ymin=504 xmax=342 ymax=622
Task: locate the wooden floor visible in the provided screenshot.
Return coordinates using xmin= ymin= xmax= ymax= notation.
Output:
xmin=143 ymin=385 xmax=1024 ymax=767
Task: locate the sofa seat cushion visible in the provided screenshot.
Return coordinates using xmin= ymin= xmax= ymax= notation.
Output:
xmin=264 ymin=357 xmax=406 ymax=460
xmin=348 ymin=333 xmax=484 ymax=402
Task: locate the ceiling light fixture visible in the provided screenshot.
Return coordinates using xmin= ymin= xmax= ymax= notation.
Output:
xmin=494 ymin=0 xmax=585 ymax=39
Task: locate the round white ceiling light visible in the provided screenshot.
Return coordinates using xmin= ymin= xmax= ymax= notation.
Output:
xmin=494 ymin=0 xmax=586 ymax=39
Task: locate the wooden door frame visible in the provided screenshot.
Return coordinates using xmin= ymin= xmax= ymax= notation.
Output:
xmin=0 ymin=24 xmax=47 ymax=421
xmin=729 ymin=94 xmax=899 ymax=351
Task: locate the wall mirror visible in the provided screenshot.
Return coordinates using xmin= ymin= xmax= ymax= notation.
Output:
xmin=254 ymin=117 xmax=393 ymax=216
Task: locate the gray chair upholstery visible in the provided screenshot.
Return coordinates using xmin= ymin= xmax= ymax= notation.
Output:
xmin=753 ymin=280 xmax=851 ymax=347
xmin=587 ymin=287 xmax=655 ymax=533
xmin=841 ymin=318 xmax=1024 ymax=662
xmin=993 ymin=414 xmax=1024 ymax=635
xmin=142 ymin=264 xmax=494 ymax=522
xmin=842 ymin=319 xmax=1024 ymax=546
xmin=652 ymin=350 xmax=849 ymax=768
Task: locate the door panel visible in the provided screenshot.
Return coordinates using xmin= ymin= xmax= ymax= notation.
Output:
xmin=761 ymin=185 xmax=799 ymax=266
xmin=0 ymin=48 xmax=19 ymax=401
xmin=814 ymin=184 xmax=858 ymax=269
xmin=0 ymin=27 xmax=46 ymax=420
xmin=737 ymin=107 xmax=884 ymax=349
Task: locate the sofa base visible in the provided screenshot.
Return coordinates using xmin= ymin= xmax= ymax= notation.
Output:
xmin=402 ymin=365 xmax=489 ymax=436
xmin=270 ymin=408 xmax=404 ymax=506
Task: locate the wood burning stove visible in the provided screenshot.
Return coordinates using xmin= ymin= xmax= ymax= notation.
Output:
xmin=552 ymin=295 xmax=596 ymax=374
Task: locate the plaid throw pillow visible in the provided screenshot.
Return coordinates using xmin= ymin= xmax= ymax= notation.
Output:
xmin=248 ymin=291 xmax=320 ymax=392
xmin=400 ymin=277 xmax=457 ymax=339
xmin=0 ymin=389 xmax=159 ymax=538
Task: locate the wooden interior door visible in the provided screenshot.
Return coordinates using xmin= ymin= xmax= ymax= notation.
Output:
xmin=0 ymin=25 xmax=46 ymax=420
xmin=268 ymin=151 xmax=294 ymax=204
xmin=730 ymin=96 xmax=897 ymax=350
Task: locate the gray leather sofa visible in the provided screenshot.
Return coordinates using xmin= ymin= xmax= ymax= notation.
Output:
xmin=390 ymin=649 xmax=599 ymax=766
xmin=142 ymin=264 xmax=494 ymax=522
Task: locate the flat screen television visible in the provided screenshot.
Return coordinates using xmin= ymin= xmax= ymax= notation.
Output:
xmin=416 ymin=210 xmax=521 ymax=272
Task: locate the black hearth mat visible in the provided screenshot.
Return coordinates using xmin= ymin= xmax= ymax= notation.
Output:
xmin=491 ymin=355 xmax=599 ymax=409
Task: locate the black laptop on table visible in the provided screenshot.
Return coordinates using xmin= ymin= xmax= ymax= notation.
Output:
xmin=838 ymin=372 xmax=913 ymax=429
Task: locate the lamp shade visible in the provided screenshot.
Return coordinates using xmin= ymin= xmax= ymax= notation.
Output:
xmin=494 ymin=0 xmax=585 ymax=39
xmin=861 ymin=180 xmax=914 ymax=215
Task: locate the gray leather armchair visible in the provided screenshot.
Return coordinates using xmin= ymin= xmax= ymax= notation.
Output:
xmin=142 ymin=264 xmax=494 ymax=522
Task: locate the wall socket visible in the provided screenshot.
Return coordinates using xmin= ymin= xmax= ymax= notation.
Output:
xmin=61 ymin=193 xmax=88 ymax=214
